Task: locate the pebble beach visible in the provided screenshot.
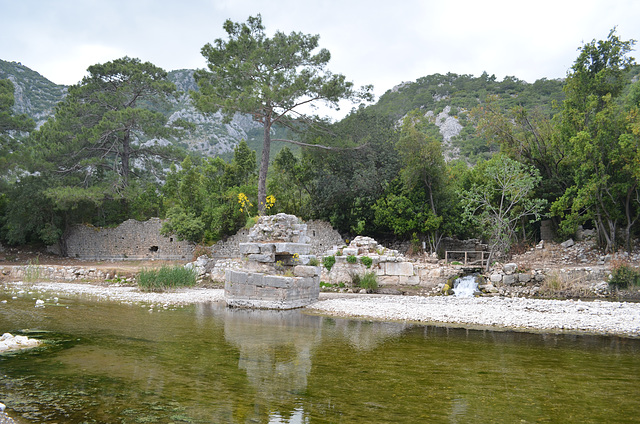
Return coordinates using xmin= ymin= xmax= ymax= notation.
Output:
xmin=3 ymin=281 xmax=640 ymax=338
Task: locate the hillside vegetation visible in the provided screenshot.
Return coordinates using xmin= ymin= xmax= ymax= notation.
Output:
xmin=1 ymin=27 xmax=639 ymax=270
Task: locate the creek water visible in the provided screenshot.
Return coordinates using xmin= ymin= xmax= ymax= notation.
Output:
xmin=1 ymin=291 xmax=640 ymax=423
xmin=453 ymin=275 xmax=478 ymax=297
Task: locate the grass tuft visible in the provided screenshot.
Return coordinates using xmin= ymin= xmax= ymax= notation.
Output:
xmin=351 ymin=271 xmax=378 ymax=291
xmin=137 ymin=265 xmax=197 ymax=292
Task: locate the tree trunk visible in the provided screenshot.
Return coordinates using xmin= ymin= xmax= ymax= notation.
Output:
xmin=122 ymin=130 xmax=131 ymax=187
xmin=625 ymin=185 xmax=638 ymax=254
xmin=258 ymin=119 xmax=271 ymax=215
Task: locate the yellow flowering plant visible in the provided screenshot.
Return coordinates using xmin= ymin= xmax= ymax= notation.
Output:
xmin=265 ymin=195 xmax=276 ymax=211
xmin=238 ymin=192 xmax=252 ymax=214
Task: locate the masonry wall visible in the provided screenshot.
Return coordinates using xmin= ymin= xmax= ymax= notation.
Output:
xmin=59 ymin=218 xmax=342 ymax=261
xmin=209 ymin=219 xmax=344 ymax=258
xmin=64 ymin=218 xmax=194 ymax=260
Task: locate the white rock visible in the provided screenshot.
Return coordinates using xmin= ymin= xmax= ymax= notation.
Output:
xmin=503 ymin=263 xmax=517 ymax=274
xmin=561 ymin=239 xmax=575 ymax=248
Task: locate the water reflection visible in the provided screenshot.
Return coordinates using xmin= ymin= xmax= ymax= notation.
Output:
xmin=1 ymin=293 xmax=639 ymax=423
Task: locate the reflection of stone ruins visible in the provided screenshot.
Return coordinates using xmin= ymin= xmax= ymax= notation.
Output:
xmin=225 ymin=214 xmax=320 ymax=309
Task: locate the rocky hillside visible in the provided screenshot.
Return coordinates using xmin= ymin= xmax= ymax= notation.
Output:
xmin=0 ymin=60 xmax=67 ymax=128
xmin=0 ymin=60 xmax=264 ymax=158
xmin=369 ymin=72 xmax=567 ymax=162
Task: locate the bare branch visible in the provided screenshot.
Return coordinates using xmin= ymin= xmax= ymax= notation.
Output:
xmin=271 ymin=138 xmax=368 ymax=151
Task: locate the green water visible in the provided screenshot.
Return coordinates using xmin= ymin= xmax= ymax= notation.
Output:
xmin=1 ymin=292 xmax=639 ymax=423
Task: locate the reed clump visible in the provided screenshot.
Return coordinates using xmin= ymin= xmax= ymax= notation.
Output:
xmin=136 ymin=265 xmax=197 ymax=292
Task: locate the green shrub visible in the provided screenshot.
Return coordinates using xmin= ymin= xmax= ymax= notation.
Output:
xmin=323 ymin=255 xmax=336 ymax=272
xmin=346 ymin=255 xmax=358 ymax=264
xmin=352 ymin=271 xmax=378 ymax=291
xmin=361 ymin=256 xmax=373 ymax=268
xmin=244 ymin=215 xmax=259 ymax=229
xmin=137 ymin=266 xmax=197 ymax=292
xmin=308 ymin=257 xmax=319 ymax=266
xmin=608 ymin=261 xmax=640 ymax=290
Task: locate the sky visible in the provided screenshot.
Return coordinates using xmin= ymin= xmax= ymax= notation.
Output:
xmin=2 ymin=0 xmax=640 ymax=120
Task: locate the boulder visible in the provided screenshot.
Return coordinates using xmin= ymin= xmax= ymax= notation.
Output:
xmin=502 ymin=274 xmax=517 ymax=286
xmin=561 ymin=238 xmax=575 ymax=248
xmin=503 ymin=263 xmax=517 ymax=274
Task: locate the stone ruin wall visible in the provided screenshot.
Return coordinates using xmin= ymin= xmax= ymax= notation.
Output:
xmin=63 ymin=218 xmax=195 ymax=261
xmin=55 ymin=218 xmax=343 ymax=262
xmin=209 ymin=220 xmax=344 ymax=258
xmin=224 ymin=213 xmax=321 ymax=309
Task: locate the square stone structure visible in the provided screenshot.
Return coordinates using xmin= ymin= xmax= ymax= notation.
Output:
xmin=225 ymin=214 xmax=320 ymax=309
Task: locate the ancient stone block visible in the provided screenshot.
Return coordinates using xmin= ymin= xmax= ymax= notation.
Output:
xmin=239 ymin=243 xmax=260 ymax=254
xmin=518 ymin=273 xmax=532 ymax=284
xmin=490 ymin=273 xmax=503 ymax=283
xmin=293 ymin=265 xmax=319 ymax=277
xmin=342 ymin=248 xmax=358 ymax=256
xmin=262 ymin=275 xmax=294 ymax=289
xmin=384 ymin=262 xmax=414 ymax=276
xmin=247 ymin=253 xmax=274 ymax=263
xmin=226 ymin=270 xmax=248 ymax=284
xmin=274 ymin=243 xmax=311 ymax=255
xmin=502 ymin=274 xmax=517 ymax=286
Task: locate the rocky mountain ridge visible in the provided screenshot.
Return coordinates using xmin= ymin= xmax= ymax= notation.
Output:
xmin=0 ymin=60 xmax=263 ymax=157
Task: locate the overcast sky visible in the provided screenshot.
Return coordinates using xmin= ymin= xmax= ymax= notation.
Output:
xmin=2 ymin=0 xmax=639 ymax=119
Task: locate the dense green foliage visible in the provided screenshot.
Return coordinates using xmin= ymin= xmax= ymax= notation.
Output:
xmin=192 ymin=14 xmax=372 ymax=214
xmin=1 ymin=26 xmax=639 ymax=262
xmin=160 ymin=140 xmax=257 ymax=243
xmin=459 ymin=155 xmax=547 ymax=268
xmin=551 ymin=30 xmax=639 ymax=253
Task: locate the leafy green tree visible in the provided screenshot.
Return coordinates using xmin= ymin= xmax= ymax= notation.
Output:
xmin=395 ymin=111 xmax=448 ymax=250
xmin=471 ymin=95 xmax=569 ymax=208
xmin=267 ymin=147 xmax=313 ymax=217
xmin=303 ymin=108 xmax=400 ymax=234
xmin=160 ymin=141 xmax=258 ymax=243
xmin=618 ymin=81 xmax=640 ymax=251
xmin=31 ymin=57 xmax=187 ymax=214
xmin=0 ymin=79 xmax=37 ymax=245
xmin=372 ymin=179 xmax=441 ymax=241
xmin=1 ymin=176 xmax=68 ymax=246
xmin=552 ymin=29 xmax=637 ymax=252
xmin=222 ymin=140 xmax=257 ymax=188
xmin=192 ymin=14 xmax=372 ymax=214
xmin=459 ymin=155 xmax=546 ymax=269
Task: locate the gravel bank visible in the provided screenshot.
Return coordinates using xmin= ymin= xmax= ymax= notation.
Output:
xmin=3 ymin=282 xmax=640 ymax=338
xmin=3 ymin=282 xmax=225 ymax=306
xmin=308 ymin=295 xmax=640 ymax=338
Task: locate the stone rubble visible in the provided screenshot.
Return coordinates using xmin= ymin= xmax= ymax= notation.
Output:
xmin=0 ymin=332 xmax=41 ymax=352
xmin=224 ymin=214 xmax=320 ymax=309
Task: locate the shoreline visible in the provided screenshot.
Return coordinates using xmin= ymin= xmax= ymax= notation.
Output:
xmin=2 ymin=281 xmax=640 ymax=339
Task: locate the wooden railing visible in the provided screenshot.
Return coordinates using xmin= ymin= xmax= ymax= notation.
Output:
xmin=444 ymin=250 xmax=489 ymax=267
